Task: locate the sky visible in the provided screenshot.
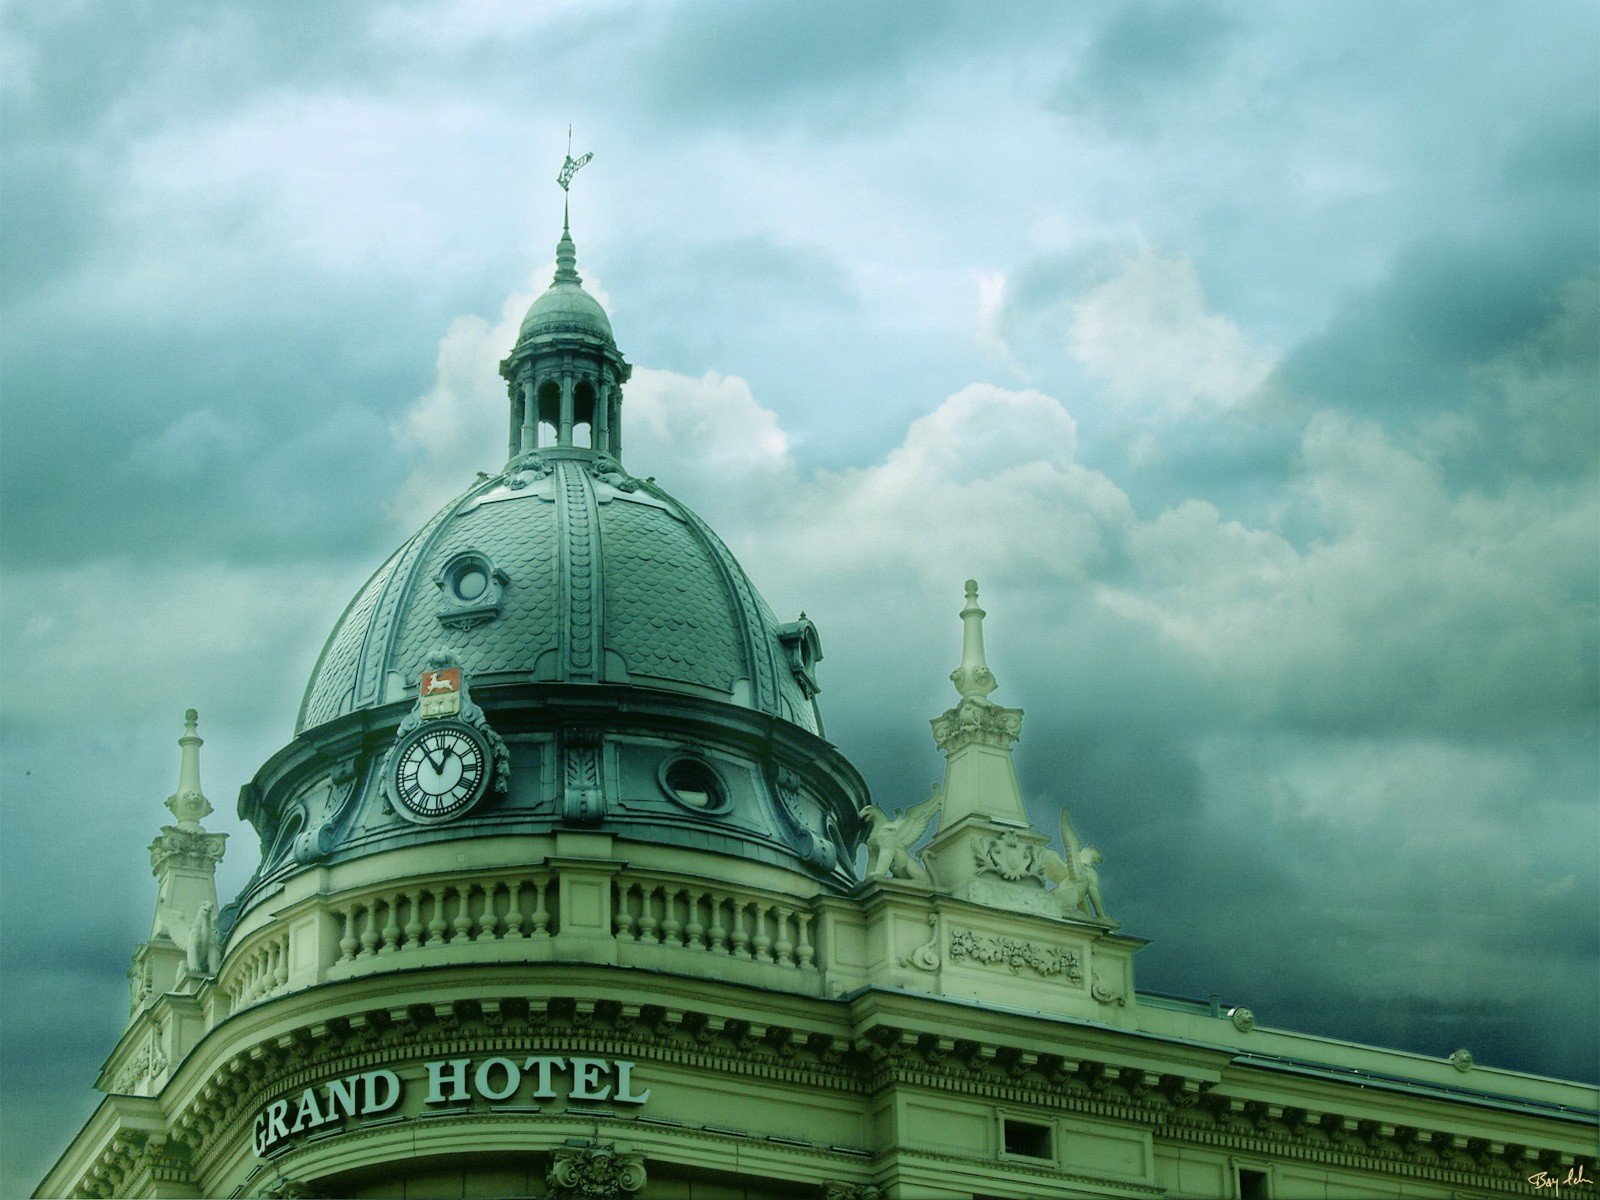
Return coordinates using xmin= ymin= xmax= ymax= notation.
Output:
xmin=2 ymin=0 xmax=1597 ymax=1190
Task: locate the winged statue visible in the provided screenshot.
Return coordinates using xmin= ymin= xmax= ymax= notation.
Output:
xmin=862 ymin=786 xmax=943 ymax=882
xmin=1043 ymin=806 xmax=1114 ymax=924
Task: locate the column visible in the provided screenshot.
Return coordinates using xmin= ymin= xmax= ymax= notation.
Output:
xmin=559 ymin=373 xmax=575 ymax=446
xmin=594 ymin=378 xmax=611 ymax=455
xmin=521 ymin=379 xmax=537 ymax=452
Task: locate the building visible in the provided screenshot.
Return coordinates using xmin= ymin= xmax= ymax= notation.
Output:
xmin=36 ymin=191 xmax=1599 ymax=1199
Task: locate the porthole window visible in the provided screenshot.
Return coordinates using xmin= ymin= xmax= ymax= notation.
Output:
xmin=660 ymin=757 xmax=730 ymax=814
xmin=435 ymin=550 xmax=507 ymax=629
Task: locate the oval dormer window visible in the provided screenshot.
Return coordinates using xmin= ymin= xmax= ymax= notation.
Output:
xmin=661 ymin=757 xmax=729 ymax=815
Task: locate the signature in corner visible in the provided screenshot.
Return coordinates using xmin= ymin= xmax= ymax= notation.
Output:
xmin=1529 ymin=1164 xmax=1593 ymax=1196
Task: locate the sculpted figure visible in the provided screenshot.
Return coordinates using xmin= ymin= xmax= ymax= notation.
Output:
xmin=185 ymin=902 xmax=219 ymax=978
xmin=862 ymin=787 xmax=942 ymax=882
xmin=1043 ymin=808 xmax=1111 ymax=923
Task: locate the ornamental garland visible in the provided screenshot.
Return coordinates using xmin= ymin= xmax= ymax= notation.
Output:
xmin=947 ymin=928 xmax=1082 ymax=982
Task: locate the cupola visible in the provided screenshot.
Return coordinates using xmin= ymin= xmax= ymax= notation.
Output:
xmin=498 ymin=186 xmax=631 ymax=463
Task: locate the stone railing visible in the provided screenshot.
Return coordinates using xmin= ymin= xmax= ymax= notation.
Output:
xmin=220 ymin=928 xmax=289 ymax=1011
xmin=612 ymin=873 xmax=817 ymax=972
xmin=330 ymin=871 xmax=558 ymax=964
xmin=213 ymin=857 xmax=841 ymax=1022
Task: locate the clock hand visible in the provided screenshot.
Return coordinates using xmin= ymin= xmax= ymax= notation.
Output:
xmin=425 ymin=747 xmax=448 ymax=773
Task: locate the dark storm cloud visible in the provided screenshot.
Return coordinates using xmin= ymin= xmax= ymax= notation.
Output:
xmin=3 ymin=2 xmax=1598 ymax=1193
xmin=1054 ymin=0 xmax=1236 ymax=134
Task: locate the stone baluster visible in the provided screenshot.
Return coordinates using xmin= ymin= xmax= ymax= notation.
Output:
xmin=505 ymin=880 xmax=525 ymax=939
xmin=381 ymin=898 xmax=401 ymax=953
xmin=684 ymin=889 xmax=706 ymax=950
xmin=613 ymin=884 xmax=636 ymax=941
xmin=339 ymin=906 xmax=358 ymax=962
xmin=427 ymin=890 xmax=447 ymax=946
xmin=708 ymin=894 xmax=728 ymax=954
xmin=796 ymin=910 xmax=816 ymax=969
xmin=731 ymin=902 xmax=750 ymax=959
xmin=358 ymin=905 xmax=378 ymax=958
xmin=661 ymin=888 xmax=683 ymax=947
xmin=272 ymin=939 xmax=289 ymax=990
xmin=753 ymin=904 xmax=773 ymax=963
xmin=637 ymin=886 xmax=659 ymax=945
xmin=530 ymin=878 xmax=551 ymax=938
xmin=452 ymin=885 xmax=474 ymax=942
xmin=774 ymin=907 xmax=795 ymax=967
xmin=477 ymin=882 xmax=501 ymax=941
xmin=404 ymin=890 xmax=424 ymax=949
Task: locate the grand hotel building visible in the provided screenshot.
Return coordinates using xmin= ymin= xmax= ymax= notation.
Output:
xmin=37 ymin=204 xmax=1598 ymax=1199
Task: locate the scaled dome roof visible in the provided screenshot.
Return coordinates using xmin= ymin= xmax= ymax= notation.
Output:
xmin=297 ymin=458 xmax=821 ymax=737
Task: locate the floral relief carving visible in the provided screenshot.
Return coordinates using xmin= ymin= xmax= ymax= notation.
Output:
xmin=947 ymin=927 xmax=1081 ymax=981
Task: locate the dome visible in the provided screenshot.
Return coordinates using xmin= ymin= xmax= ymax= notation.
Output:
xmin=297 ymin=455 xmax=823 ymax=737
xmin=518 ymin=280 xmax=614 ymax=344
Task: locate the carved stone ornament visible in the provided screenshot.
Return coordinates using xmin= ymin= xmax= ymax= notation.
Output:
xmin=930 ymin=696 xmax=1023 ymax=753
xmin=149 ymin=827 xmax=227 ymax=874
xmin=589 ymin=452 xmax=639 ymax=492
xmin=547 ymin=1144 xmax=646 ymax=1199
xmin=770 ymin=765 xmax=839 ymax=871
xmin=900 ymin=913 xmax=941 ymax=971
xmin=948 ymin=927 xmax=1082 ymax=981
xmin=1229 ymin=1006 xmax=1255 ymax=1032
xmin=505 ymin=450 xmax=552 ymax=488
xmin=1449 ymin=1048 xmax=1474 ymax=1072
xmin=1093 ymin=969 xmax=1127 ymax=1008
xmin=974 ymin=829 xmax=1047 ymax=882
xmin=562 ymin=723 xmax=605 ymax=824
xmin=823 ymin=1184 xmax=885 ymax=1200
xmin=258 ymin=1179 xmax=326 ymax=1199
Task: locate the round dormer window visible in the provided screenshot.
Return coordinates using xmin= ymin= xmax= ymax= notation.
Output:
xmin=661 ymin=757 xmax=729 ymax=814
xmin=453 ymin=566 xmax=488 ymax=601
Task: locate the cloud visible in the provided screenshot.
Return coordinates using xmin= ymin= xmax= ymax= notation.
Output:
xmin=1066 ymin=247 xmax=1274 ymax=415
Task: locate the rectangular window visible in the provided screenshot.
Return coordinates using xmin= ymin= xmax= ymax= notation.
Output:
xmin=1002 ymin=1119 xmax=1052 ymax=1159
xmin=1237 ymin=1167 xmax=1270 ymax=1199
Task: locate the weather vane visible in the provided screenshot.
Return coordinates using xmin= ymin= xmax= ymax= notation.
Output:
xmin=557 ymin=126 xmax=593 ymax=193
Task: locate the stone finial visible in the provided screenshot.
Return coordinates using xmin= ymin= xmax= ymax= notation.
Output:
xmin=164 ymin=708 xmax=213 ymax=830
xmin=950 ymin=580 xmax=998 ymax=700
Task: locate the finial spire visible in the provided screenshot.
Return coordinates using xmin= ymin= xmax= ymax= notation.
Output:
xmin=164 ymin=707 xmax=213 ymax=830
xmin=950 ymin=579 xmax=998 ymax=700
xmin=553 ymin=127 xmax=594 ymax=287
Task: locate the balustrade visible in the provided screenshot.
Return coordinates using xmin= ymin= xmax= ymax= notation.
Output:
xmin=331 ymin=873 xmax=558 ymax=966
xmin=612 ymin=876 xmax=818 ymax=972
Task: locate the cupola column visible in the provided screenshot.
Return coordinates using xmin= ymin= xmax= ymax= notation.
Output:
xmin=609 ymin=390 xmax=623 ymax=460
xmin=595 ymin=376 xmax=611 ymax=454
xmin=559 ymin=370 xmax=575 ymax=447
xmin=520 ymin=379 xmax=537 ymax=455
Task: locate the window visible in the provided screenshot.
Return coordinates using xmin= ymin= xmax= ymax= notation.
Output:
xmin=1002 ymin=1119 xmax=1052 ymax=1160
xmin=1237 ymin=1167 xmax=1270 ymax=1199
xmin=661 ymin=758 xmax=729 ymax=814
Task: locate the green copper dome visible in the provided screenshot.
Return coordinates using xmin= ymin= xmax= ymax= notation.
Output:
xmin=515 ymin=221 xmax=614 ymax=345
xmin=297 ymin=458 xmax=822 ymax=736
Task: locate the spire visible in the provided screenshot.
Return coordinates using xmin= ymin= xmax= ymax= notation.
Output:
xmin=553 ymin=126 xmax=592 ymax=287
xmin=554 ymin=194 xmax=581 ymax=286
xmin=927 ymin=580 xmax=1028 ymax=827
xmin=165 ymin=707 xmax=213 ymax=831
xmin=950 ymin=579 xmax=998 ymax=700
xmin=134 ymin=709 xmax=228 ymax=1012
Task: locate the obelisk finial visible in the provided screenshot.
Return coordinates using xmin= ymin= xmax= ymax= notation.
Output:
xmin=164 ymin=708 xmax=213 ymax=830
xmin=950 ymin=579 xmax=998 ymax=700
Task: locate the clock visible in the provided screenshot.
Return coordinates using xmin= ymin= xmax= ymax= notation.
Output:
xmin=390 ymin=721 xmax=491 ymax=823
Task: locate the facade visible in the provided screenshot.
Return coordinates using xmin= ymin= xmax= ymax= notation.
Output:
xmin=37 ymin=204 xmax=1598 ymax=1200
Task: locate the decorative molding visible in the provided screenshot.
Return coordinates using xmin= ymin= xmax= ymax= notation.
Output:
xmin=822 ymin=1184 xmax=884 ymax=1200
xmin=562 ymin=723 xmax=606 ymax=824
xmin=149 ymin=827 xmax=227 ymax=874
xmin=930 ymin=696 xmax=1023 ymax=753
xmin=546 ymin=1143 xmax=646 ymax=1199
xmin=947 ymin=928 xmax=1081 ymax=981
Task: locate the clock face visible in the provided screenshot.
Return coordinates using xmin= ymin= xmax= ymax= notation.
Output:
xmin=392 ymin=722 xmax=490 ymax=822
